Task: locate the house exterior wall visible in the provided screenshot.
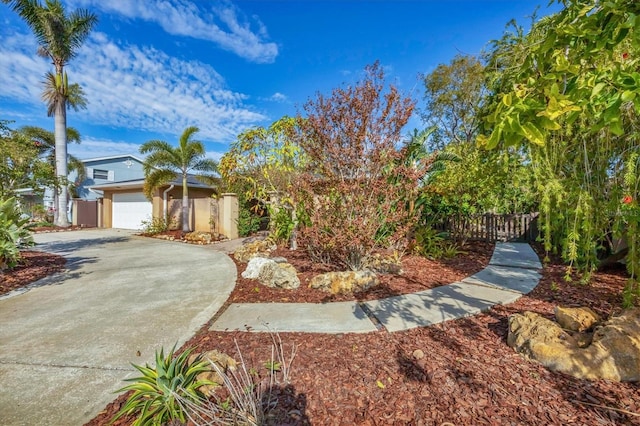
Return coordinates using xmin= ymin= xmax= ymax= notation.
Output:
xmin=71 ymin=156 xmax=145 ymax=200
xmin=156 ymin=187 xmax=216 ymax=232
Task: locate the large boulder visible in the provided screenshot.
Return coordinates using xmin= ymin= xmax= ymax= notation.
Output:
xmin=242 ymin=257 xmax=275 ymax=279
xmin=507 ymin=308 xmax=640 ymax=382
xmin=555 ymin=306 xmax=600 ymax=332
xmin=257 ymin=260 xmax=300 ymax=289
xmin=233 ymin=240 xmax=276 ymax=263
xmin=309 ymin=270 xmax=379 ymax=295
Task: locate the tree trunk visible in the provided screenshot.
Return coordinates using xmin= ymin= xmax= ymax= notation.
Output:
xmin=54 ymin=96 xmax=70 ymax=227
xmin=182 ymin=173 xmax=190 ymax=232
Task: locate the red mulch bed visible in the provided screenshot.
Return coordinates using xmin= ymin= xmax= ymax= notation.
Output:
xmin=0 ymin=251 xmax=66 ymax=296
xmin=8 ymin=238 xmax=639 ymax=425
xmin=228 ymin=242 xmax=494 ymax=304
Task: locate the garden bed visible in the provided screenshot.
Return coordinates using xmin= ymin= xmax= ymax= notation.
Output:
xmin=87 ymin=246 xmax=639 ymax=426
xmin=228 ymin=241 xmax=494 ymax=303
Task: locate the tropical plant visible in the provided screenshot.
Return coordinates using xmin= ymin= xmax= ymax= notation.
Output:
xmin=0 ymin=122 xmax=55 ymax=199
xmin=219 ymin=116 xmax=304 ymax=248
xmin=478 ymin=1 xmax=640 ymax=302
xmin=0 ymin=197 xmax=34 ymax=271
xmin=140 ymin=126 xmax=219 ymax=232
xmin=19 ymin=125 xmax=86 ymax=206
xmin=111 ymin=346 xmax=213 ymax=426
xmin=4 ymin=0 xmax=97 ymax=227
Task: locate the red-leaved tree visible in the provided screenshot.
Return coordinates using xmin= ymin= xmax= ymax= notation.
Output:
xmin=294 ymin=62 xmax=427 ymax=270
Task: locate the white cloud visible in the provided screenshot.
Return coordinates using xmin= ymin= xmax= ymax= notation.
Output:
xmin=67 ymin=0 xmax=278 ymax=63
xmin=0 ymin=30 xmax=267 ymax=143
xmin=67 ymin=137 xmax=144 ymax=160
xmin=269 ymin=92 xmax=287 ymax=102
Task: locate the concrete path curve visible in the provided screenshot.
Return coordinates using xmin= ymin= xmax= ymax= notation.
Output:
xmin=0 ymin=229 xmax=236 ymax=426
xmin=210 ymin=242 xmax=542 ymax=333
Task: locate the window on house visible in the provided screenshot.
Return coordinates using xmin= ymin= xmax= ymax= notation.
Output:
xmin=93 ymin=169 xmax=109 ymax=180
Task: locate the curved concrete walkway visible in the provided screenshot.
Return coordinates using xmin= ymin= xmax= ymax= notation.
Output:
xmin=0 ymin=229 xmax=236 ymax=426
xmin=210 ymin=242 xmax=542 ymax=333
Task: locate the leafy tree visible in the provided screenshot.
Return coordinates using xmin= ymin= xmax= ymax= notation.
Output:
xmin=4 ymin=0 xmax=97 ymax=227
xmin=419 ymin=53 xmax=536 ymax=231
xmin=19 ymin=125 xmax=86 ymax=201
xmin=421 ymin=54 xmax=486 ymax=148
xmin=0 ymin=122 xmax=55 ymax=200
xmin=293 ymin=62 xmax=419 ymax=270
xmin=140 ymin=126 xmax=219 ymax=233
xmin=480 ymin=0 xmax=640 ymax=304
xmin=219 ymin=116 xmax=304 ymax=245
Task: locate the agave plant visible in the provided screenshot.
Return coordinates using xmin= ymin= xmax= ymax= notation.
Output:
xmin=111 ymin=346 xmax=213 ymax=426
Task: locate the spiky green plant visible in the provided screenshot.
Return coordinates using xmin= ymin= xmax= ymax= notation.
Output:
xmin=111 ymin=346 xmax=213 ymax=426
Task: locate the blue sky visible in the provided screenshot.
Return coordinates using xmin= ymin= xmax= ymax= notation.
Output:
xmin=0 ymin=0 xmax=561 ymax=161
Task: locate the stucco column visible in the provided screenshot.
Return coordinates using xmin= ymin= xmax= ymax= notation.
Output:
xmin=218 ymin=193 xmax=239 ymax=240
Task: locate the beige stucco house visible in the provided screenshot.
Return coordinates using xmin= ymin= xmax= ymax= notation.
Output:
xmin=89 ymin=176 xmax=238 ymax=238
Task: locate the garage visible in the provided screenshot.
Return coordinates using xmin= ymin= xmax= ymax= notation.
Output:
xmin=111 ymin=192 xmax=152 ymax=230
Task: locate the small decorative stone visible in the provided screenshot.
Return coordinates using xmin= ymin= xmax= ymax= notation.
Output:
xmin=189 ymin=350 xmax=237 ymax=396
xmin=412 ymin=349 xmax=425 ymax=360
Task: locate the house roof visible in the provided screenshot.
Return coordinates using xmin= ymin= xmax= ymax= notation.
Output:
xmin=88 ymin=175 xmax=216 ymax=191
xmin=81 ymin=155 xmax=145 ymax=164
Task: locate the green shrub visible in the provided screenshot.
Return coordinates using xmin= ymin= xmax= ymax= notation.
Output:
xmin=140 ymin=216 xmax=175 ymax=235
xmin=0 ymin=197 xmax=34 ymax=271
xmin=412 ymin=226 xmax=448 ymax=260
xmin=111 ymin=346 xmax=213 ymax=426
xmin=269 ymin=206 xmax=296 ymax=245
xmin=236 ymin=207 xmax=262 ymax=237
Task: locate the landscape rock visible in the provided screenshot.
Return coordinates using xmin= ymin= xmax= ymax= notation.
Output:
xmin=507 ymin=308 xmax=640 ymax=381
xmin=184 ymin=231 xmax=213 ymax=244
xmin=555 ymin=306 xmax=600 ymax=332
xmin=189 ymin=350 xmax=237 ymax=396
xmin=412 ymin=349 xmax=425 ymax=360
xmin=233 ymin=240 xmax=276 ymax=263
xmin=364 ymin=253 xmax=403 ymax=275
xmin=242 ymin=257 xmax=275 ymax=279
xmin=257 ymin=261 xmax=300 ymax=289
xmin=309 ymin=270 xmax=379 ymax=295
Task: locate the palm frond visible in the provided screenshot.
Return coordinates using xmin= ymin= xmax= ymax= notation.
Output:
xmin=143 ymin=169 xmax=176 ymax=199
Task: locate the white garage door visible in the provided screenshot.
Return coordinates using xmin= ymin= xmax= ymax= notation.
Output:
xmin=112 ymin=192 xmax=152 ymax=230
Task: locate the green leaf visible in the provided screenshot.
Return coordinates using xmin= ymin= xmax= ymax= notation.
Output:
xmin=522 ymin=122 xmax=545 ymax=146
xmin=621 ymin=90 xmax=636 ymax=102
xmin=502 ymin=93 xmax=512 ymax=107
xmin=591 ymin=82 xmax=607 ymax=98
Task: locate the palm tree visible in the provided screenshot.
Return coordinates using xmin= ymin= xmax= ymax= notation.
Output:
xmin=140 ymin=126 xmax=219 ymax=232
xmin=4 ymin=0 xmax=97 ymax=227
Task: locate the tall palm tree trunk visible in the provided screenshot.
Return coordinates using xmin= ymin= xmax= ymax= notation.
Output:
xmin=54 ymin=97 xmax=70 ymax=227
xmin=182 ymin=174 xmax=190 ymax=232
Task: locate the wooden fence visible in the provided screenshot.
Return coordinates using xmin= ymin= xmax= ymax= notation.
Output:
xmin=433 ymin=212 xmax=540 ymax=243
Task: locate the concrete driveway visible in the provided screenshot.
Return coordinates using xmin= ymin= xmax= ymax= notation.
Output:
xmin=0 ymin=229 xmax=237 ymax=426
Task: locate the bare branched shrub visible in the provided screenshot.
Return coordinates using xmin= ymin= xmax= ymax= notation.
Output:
xmin=293 ymin=61 xmax=428 ymax=270
xmin=176 ymin=335 xmax=297 ymax=426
